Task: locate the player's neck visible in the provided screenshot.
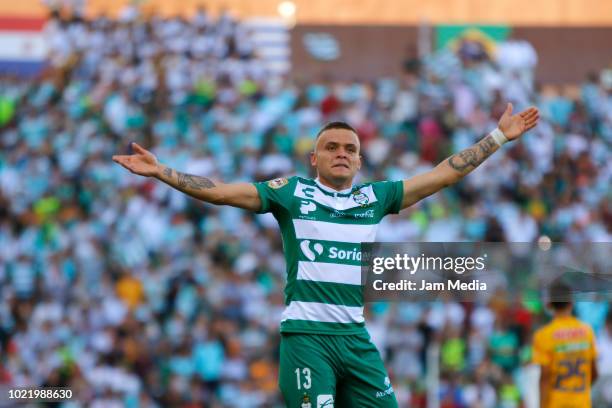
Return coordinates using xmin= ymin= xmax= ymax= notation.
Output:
xmin=316 ymin=175 xmax=353 ymax=192
xmin=554 ymin=309 xmax=573 ymax=318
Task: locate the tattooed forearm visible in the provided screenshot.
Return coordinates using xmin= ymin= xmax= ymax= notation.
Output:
xmin=448 ymin=149 xmax=479 ymax=172
xmin=176 ymin=172 xmax=216 ymax=190
xmin=478 ymin=135 xmax=498 ymax=155
xmin=162 ymin=166 xmax=173 ymax=179
xmin=447 ymin=135 xmax=499 ymax=175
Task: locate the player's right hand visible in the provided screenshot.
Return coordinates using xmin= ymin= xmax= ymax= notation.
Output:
xmin=112 ymin=142 xmax=160 ymax=177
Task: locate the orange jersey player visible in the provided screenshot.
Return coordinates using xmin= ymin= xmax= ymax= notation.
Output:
xmin=532 ymin=282 xmax=598 ymax=408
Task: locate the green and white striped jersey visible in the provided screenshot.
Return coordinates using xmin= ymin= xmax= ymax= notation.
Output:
xmin=254 ymin=176 xmax=403 ymax=335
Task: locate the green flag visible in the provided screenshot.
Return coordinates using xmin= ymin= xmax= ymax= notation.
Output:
xmin=436 ymin=24 xmax=511 ymax=55
xmin=0 ymin=96 xmax=15 ymax=126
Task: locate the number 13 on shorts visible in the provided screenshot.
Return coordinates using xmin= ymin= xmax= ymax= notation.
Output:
xmin=295 ymin=367 xmax=312 ymax=390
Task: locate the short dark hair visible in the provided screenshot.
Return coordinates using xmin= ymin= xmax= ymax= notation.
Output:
xmin=316 ymin=121 xmax=357 ymax=139
xmin=549 ymin=281 xmax=573 ymax=311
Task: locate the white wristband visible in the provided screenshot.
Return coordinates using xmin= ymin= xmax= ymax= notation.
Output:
xmin=490 ymin=128 xmax=508 ymax=146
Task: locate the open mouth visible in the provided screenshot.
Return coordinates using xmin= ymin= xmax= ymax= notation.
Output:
xmin=332 ymin=163 xmax=350 ymax=169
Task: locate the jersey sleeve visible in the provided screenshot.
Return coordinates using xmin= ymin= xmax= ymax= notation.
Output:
xmin=253 ymin=176 xmax=296 ymax=215
xmin=532 ymin=329 xmax=552 ymax=366
xmin=372 ymin=180 xmax=404 ymax=215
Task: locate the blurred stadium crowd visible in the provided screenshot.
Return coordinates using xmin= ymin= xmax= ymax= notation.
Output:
xmin=0 ymin=7 xmax=611 ymax=408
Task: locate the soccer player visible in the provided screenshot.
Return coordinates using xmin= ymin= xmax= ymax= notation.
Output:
xmin=532 ymin=282 xmax=598 ymax=408
xmin=113 ymin=103 xmax=538 ymax=407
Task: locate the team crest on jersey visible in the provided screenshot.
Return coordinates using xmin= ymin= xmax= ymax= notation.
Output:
xmin=268 ymin=178 xmax=288 ymax=189
xmin=301 ymin=393 xmax=312 ymax=408
xmin=351 ymin=189 xmax=369 ymax=207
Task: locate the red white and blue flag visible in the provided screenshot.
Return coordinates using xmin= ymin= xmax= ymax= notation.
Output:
xmin=0 ymin=17 xmax=48 ymax=76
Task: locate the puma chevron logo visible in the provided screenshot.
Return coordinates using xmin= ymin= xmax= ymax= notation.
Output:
xmin=300 ymin=200 xmax=317 ymax=215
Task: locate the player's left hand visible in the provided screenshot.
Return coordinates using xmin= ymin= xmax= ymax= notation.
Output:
xmin=498 ymin=103 xmax=540 ymax=140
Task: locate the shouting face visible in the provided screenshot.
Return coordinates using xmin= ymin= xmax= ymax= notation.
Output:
xmin=311 ymin=127 xmax=361 ymax=189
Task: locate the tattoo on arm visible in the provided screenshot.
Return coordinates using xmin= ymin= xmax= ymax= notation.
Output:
xmin=176 ymin=171 xmax=216 ymax=190
xmin=162 ymin=166 xmax=173 ymax=179
xmin=447 ymin=135 xmax=498 ymax=174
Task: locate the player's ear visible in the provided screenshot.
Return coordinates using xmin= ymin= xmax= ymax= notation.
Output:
xmin=310 ymin=151 xmax=317 ymax=167
xmin=357 ymin=154 xmax=362 ymax=170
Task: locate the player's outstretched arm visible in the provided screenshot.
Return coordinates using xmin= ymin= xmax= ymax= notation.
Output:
xmin=112 ymin=142 xmax=262 ymax=211
xmin=400 ymin=103 xmax=539 ymax=209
